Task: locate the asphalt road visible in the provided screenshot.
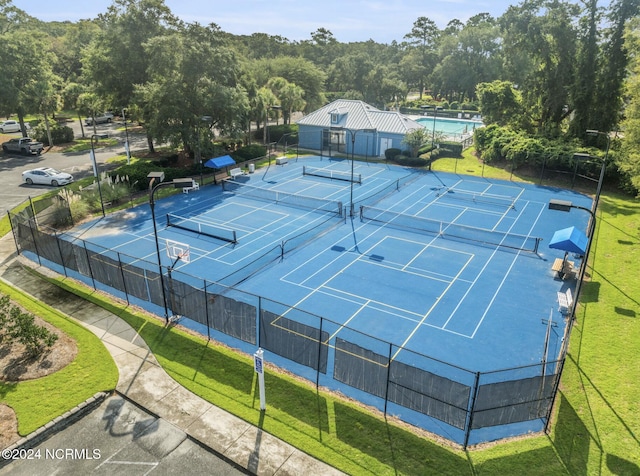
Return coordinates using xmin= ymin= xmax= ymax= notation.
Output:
xmin=1 ymin=120 xmax=146 ymax=212
xmin=0 ymin=395 xmax=248 ymax=476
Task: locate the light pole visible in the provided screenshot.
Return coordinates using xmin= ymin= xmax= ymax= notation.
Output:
xmin=147 ymin=172 xmax=196 ymax=321
xmin=548 ymin=199 xmax=595 ymax=320
xmin=90 ymin=133 xmax=109 ymax=217
xmin=267 ymin=105 xmax=281 ymax=161
xmin=122 ymin=108 xmax=131 ymax=164
xmin=585 ymin=129 xmax=610 ymax=215
xmin=339 ymin=128 xmax=376 ymax=216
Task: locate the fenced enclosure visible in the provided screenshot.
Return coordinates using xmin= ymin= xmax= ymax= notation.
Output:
xmin=9 ymin=194 xmax=569 ymax=448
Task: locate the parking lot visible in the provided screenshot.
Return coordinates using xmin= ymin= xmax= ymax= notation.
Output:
xmin=0 ymin=395 xmax=247 ymax=476
xmin=0 ymin=119 xmax=140 ymax=211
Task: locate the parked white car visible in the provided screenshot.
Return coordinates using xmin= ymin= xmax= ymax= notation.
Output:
xmin=22 ymin=167 xmax=74 ymax=186
xmin=0 ymin=120 xmax=29 ymax=133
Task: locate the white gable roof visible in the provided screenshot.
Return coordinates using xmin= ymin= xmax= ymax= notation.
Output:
xmin=297 ymin=99 xmax=422 ymax=135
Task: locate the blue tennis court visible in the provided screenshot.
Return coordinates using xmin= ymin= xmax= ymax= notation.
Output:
xmin=51 ymin=155 xmax=592 ymax=445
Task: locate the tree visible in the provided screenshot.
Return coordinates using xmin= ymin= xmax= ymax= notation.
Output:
xmin=82 ymin=0 xmax=180 ymax=151
xmin=250 ymin=56 xmax=326 ymax=112
xmin=432 ymin=14 xmax=501 ymax=103
xmin=591 ymin=0 xmax=640 ymax=135
xmin=136 ymin=22 xmax=248 ymax=160
xmin=476 ymin=81 xmax=524 ymax=128
xmin=402 ymin=128 xmax=430 ymax=157
xmin=252 ymin=87 xmax=278 ymax=143
xmin=403 ymin=16 xmax=440 ymax=98
xmin=0 ymin=29 xmax=58 ymax=134
xmin=500 ymin=0 xmax=580 ymax=136
xmin=618 ymin=17 xmax=640 ymax=195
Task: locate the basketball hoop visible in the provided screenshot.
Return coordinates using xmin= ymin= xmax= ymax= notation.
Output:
xmin=166 ymin=239 xmax=191 ymax=264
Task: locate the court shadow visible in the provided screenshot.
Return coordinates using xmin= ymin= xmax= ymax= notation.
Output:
xmin=473 ymin=445 xmax=566 ymax=475
xmin=579 ymin=281 xmax=601 ymax=303
xmin=606 ymin=453 xmax=640 ymax=475
xmin=333 ymin=401 xmax=468 ymax=474
xmin=146 ymin=325 xmax=254 ymax=396
xmin=614 ymin=306 xmax=636 ymax=318
xmin=552 ymin=393 xmax=590 ymax=475
xmin=260 ymin=373 xmax=329 ymax=434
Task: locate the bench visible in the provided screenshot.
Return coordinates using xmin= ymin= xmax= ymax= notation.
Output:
xmin=552 ymin=258 xmax=574 ymax=279
xmin=230 ymin=167 xmax=243 ymax=180
xmin=557 ymin=288 xmax=573 ymax=314
xmin=275 ymin=157 xmax=288 ymax=165
xmin=182 ymin=180 xmax=199 ymax=194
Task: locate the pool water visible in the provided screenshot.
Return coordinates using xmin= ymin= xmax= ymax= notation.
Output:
xmin=415 ymin=116 xmax=483 ymax=137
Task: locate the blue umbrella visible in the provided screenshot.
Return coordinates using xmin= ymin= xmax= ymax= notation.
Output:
xmin=548 ymin=226 xmax=588 ymax=255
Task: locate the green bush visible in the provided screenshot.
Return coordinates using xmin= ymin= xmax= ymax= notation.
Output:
xmin=393 ymin=156 xmax=430 ymax=167
xmin=1 ymin=293 xmax=58 ymax=357
xmin=417 ymin=144 xmax=436 ymax=156
xmin=438 ymin=142 xmax=463 ymax=157
xmin=31 ymin=121 xmax=74 ymax=146
xmin=384 ymin=148 xmax=402 ymax=160
xmin=231 ymin=144 xmax=267 ymax=162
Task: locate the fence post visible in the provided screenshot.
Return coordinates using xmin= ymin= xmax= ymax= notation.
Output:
xmin=383 ymin=343 xmax=393 ymax=416
xmin=117 ymin=252 xmax=129 ymax=306
xmin=54 ymin=230 xmax=68 ymax=278
xmin=83 ymin=241 xmax=96 ymax=290
xmin=463 ymin=372 xmax=481 ymax=449
xmin=316 ymin=317 xmax=324 ymax=389
xmin=27 ymin=218 xmax=42 ymax=266
xmin=544 ymin=358 xmax=566 ymax=434
xmin=203 ymin=280 xmax=211 ymax=341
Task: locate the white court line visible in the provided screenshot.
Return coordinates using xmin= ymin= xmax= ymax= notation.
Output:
xmin=393 ymin=250 xmax=474 ymax=359
xmin=468 ymin=200 xmax=547 ymax=338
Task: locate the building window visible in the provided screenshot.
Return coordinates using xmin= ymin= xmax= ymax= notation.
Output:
xmin=331 ymin=113 xmax=339 ymax=124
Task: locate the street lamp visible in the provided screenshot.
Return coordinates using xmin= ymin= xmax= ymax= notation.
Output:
xmin=267 ymin=105 xmax=281 ymax=161
xmin=548 ymin=199 xmax=595 ymax=321
xmin=332 ymin=127 xmax=377 ymax=216
xmin=122 ymin=108 xmax=131 ymax=164
xmin=585 ymin=129 xmax=610 ymax=214
xmin=90 ymin=133 xmax=109 ymax=217
xmin=147 ymin=172 xmax=196 ymax=321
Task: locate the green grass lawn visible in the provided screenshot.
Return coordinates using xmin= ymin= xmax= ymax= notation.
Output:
xmin=3 ymin=152 xmax=639 ymax=474
xmin=0 ymin=281 xmax=118 ymax=436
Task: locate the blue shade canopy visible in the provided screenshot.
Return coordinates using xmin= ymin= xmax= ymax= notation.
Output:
xmin=548 ymin=226 xmax=588 ymax=255
xmin=204 ymin=155 xmax=235 ymax=168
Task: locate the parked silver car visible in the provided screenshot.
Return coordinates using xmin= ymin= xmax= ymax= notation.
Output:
xmin=84 ymin=112 xmax=114 ymax=126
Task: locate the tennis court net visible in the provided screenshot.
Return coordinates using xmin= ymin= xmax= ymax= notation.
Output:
xmin=222 ymin=180 xmax=344 ymax=216
xmin=436 ymin=187 xmax=516 ymax=209
xmin=166 ymin=213 xmax=238 ymax=243
xmin=303 ymin=165 xmax=362 ymax=184
xmin=360 ymin=206 xmax=541 ymax=253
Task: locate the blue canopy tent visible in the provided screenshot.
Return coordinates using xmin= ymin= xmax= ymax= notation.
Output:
xmin=548 ymin=226 xmax=588 ymax=255
xmin=204 ymin=155 xmax=235 ymax=169
xmin=204 ymin=155 xmax=235 ymax=184
xmin=549 ymin=226 xmax=588 ymax=279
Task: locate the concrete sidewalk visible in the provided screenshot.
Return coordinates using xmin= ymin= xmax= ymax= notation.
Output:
xmin=0 ymin=234 xmax=344 ymax=476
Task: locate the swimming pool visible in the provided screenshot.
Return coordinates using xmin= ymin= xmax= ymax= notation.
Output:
xmin=415 ymin=116 xmax=483 ymax=138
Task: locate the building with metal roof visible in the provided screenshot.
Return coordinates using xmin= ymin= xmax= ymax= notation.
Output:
xmin=296 ymin=99 xmax=423 ymax=158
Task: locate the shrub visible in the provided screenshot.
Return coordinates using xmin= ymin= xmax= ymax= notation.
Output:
xmin=384 ymin=148 xmax=402 ymax=160
xmin=1 ymin=293 xmax=58 ymax=357
xmin=438 ymin=142 xmax=463 ymax=157
xmin=232 ymin=144 xmax=267 ymax=162
xmin=393 ymin=156 xmax=430 ymax=167
xmin=31 ymin=122 xmax=75 ymax=146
